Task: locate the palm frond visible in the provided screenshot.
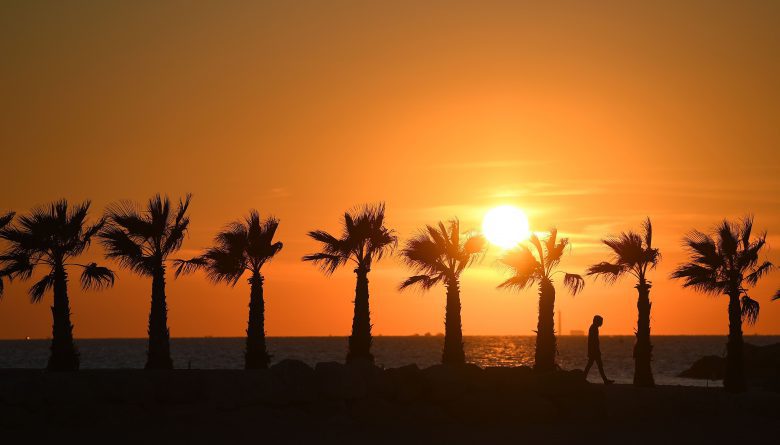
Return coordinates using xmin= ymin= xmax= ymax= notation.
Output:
xmin=99 ymin=226 xmax=152 ymax=275
xmin=104 ymin=200 xmax=155 ymax=241
xmin=670 ymin=263 xmax=724 ymax=295
xmin=202 ymin=248 xmax=247 ymax=285
xmin=0 ymin=212 xmax=14 ymax=229
xmin=28 ymin=274 xmax=54 ymax=303
xmin=80 ymin=263 xmax=116 ymax=290
xmin=740 ymin=295 xmax=760 ymax=326
xmin=307 ymin=230 xmax=341 ymax=249
xmin=740 ymin=215 xmax=753 ymax=250
xmin=528 ymin=233 xmax=545 ymax=265
xmin=586 ymin=261 xmax=625 ymax=283
xmin=0 ymin=252 xmax=36 ymax=281
xmin=745 ymin=261 xmax=774 ymax=287
xmin=642 ymin=217 xmax=653 ymax=248
xmin=463 ymin=234 xmax=486 ymax=256
xmin=162 ymin=216 xmax=189 ymax=255
xmin=682 ymin=230 xmax=721 ymax=269
xmin=499 ymin=245 xmax=540 ymax=291
xmin=716 ymin=219 xmax=739 ymax=257
xmin=302 ymin=252 xmax=345 ymax=275
xmin=563 ymin=273 xmax=585 ymax=296
xmin=173 ymin=257 xmax=208 ymax=278
xmin=400 ymin=235 xmax=446 ymax=276
xmin=497 ymin=274 xmax=536 ymax=291
xmin=399 ymin=274 xmax=441 ymax=291
xmin=772 ymin=289 xmax=780 ymax=301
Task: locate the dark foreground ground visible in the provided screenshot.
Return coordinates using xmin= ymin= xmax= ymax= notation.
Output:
xmin=1 ymin=362 xmax=778 ymax=444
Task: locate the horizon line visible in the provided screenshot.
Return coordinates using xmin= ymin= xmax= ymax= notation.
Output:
xmin=3 ymin=333 xmax=780 ymax=341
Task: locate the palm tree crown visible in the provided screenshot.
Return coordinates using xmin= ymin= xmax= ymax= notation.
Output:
xmin=303 ymin=203 xmax=396 ymax=273
xmin=498 ymin=229 xmax=585 ymax=295
xmin=671 ymin=217 xmax=770 ymax=325
xmin=100 ymin=194 xmax=192 ymax=273
xmin=587 ymin=218 xmax=660 ymax=285
xmin=0 ymin=201 xmax=114 ymax=301
xmin=176 ymin=211 xmax=283 ymax=283
xmin=399 ymin=220 xmax=485 ymax=291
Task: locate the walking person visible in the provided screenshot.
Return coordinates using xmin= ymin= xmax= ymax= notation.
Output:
xmin=584 ymin=315 xmax=615 ymax=384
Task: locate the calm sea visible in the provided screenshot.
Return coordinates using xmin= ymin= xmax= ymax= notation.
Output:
xmin=2 ymin=335 xmax=778 ymax=386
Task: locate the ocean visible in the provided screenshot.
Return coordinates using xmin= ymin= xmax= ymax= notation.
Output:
xmin=2 ymin=335 xmax=778 ymax=386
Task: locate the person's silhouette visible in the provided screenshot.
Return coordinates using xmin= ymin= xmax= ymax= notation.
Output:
xmin=584 ymin=315 xmax=614 ymax=384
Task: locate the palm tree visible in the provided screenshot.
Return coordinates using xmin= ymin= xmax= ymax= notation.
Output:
xmin=498 ymin=229 xmax=585 ymax=372
xmin=100 ymin=194 xmax=191 ymax=370
xmin=671 ymin=217 xmax=773 ymax=392
xmin=175 ymin=211 xmax=283 ymax=369
xmin=0 ymin=201 xmax=115 ymax=371
xmin=303 ymin=203 xmax=396 ymax=364
xmin=399 ymin=220 xmax=485 ymax=365
xmin=0 ymin=212 xmax=15 ymax=296
xmin=587 ymin=218 xmax=660 ymax=387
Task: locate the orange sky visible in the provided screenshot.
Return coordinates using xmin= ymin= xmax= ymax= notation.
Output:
xmin=1 ymin=1 xmax=779 ymax=339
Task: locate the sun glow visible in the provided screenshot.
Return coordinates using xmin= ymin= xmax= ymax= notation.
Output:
xmin=482 ymin=205 xmax=531 ymax=249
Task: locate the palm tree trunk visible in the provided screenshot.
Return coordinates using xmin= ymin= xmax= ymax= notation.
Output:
xmin=47 ymin=262 xmax=79 ymax=371
xmin=347 ymin=267 xmax=373 ymax=363
xmin=633 ymin=280 xmax=655 ymax=386
xmin=534 ymin=277 xmax=556 ymax=372
xmin=442 ymin=276 xmax=465 ymax=365
xmin=245 ymin=272 xmax=270 ymax=369
xmin=724 ymin=291 xmax=745 ymax=392
xmin=146 ymin=265 xmax=173 ymax=370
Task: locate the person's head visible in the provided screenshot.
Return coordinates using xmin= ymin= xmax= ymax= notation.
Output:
xmin=593 ymin=315 xmax=603 ymax=327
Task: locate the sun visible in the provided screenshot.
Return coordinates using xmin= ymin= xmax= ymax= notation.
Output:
xmin=482 ymin=205 xmax=531 ymax=249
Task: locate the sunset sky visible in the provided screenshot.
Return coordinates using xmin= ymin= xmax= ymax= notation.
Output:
xmin=1 ymin=1 xmax=779 ymax=339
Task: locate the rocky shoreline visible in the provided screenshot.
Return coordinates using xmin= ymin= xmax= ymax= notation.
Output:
xmin=1 ymin=362 xmax=778 ymax=443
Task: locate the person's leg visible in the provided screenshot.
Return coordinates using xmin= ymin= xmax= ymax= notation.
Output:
xmin=596 ymin=356 xmax=611 ymax=383
xmin=584 ymin=357 xmax=594 ymax=377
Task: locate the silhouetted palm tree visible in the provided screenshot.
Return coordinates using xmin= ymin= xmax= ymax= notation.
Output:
xmin=175 ymin=211 xmax=282 ymax=369
xmin=498 ymin=229 xmax=585 ymax=372
xmin=587 ymin=218 xmax=659 ymax=387
xmin=671 ymin=217 xmax=772 ymax=392
xmin=303 ymin=203 xmax=396 ymax=364
xmin=0 ymin=212 xmax=15 ymax=296
xmin=0 ymin=201 xmax=114 ymax=371
xmin=399 ymin=220 xmax=485 ymax=365
xmin=100 ymin=194 xmax=191 ymax=370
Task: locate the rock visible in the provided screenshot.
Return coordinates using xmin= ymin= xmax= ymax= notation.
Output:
xmin=536 ymin=370 xmax=589 ymax=397
xmin=421 ymin=364 xmax=482 ymax=402
xmin=270 ymin=359 xmax=316 ymax=404
xmin=678 ymin=343 xmax=780 ymax=383
xmin=380 ymin=364 xmax=425 ymax=402
xmin=314 ymin=361 xmax=367 ymax=400
xmin=678 ymin=355 xmax=724 ymax=379
xmin=481 ymin=366 xmax=535 ymax=393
